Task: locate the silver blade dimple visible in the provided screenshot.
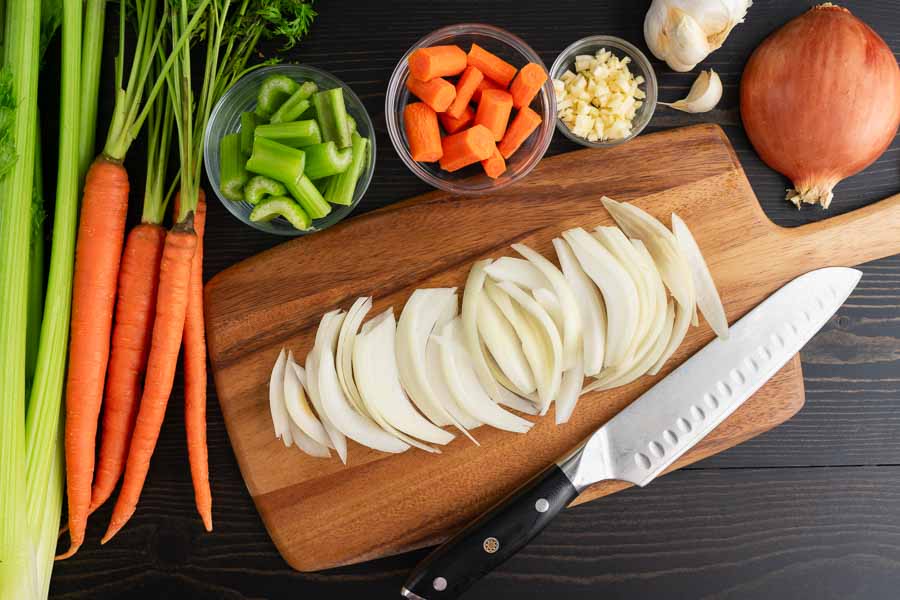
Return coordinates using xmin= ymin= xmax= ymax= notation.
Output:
xmin=564 ymin=267 xmax=862 ymax=490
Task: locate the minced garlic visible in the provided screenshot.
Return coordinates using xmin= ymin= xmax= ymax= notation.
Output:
xmin=553 ymin=49 xmax=646 ymax=142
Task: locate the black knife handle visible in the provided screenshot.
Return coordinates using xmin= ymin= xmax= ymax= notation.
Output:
xmin=402 ymin=463 xmax=579 ymax=600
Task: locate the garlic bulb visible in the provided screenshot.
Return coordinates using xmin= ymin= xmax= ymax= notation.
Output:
xmin=660 ymin=70 xmax=722 ymax=113
xmin=645 ymin=0 xmax=752 ymax=72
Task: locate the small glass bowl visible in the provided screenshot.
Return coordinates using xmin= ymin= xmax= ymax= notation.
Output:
xmin=385 ymin=23 xmax=555 ymax=195
xmin=204 ymin=64 xmax=376 ymax=236
xmin=549 ymin=35 xmax=658 ymax=148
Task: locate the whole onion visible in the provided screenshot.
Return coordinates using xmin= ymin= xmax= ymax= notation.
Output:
xmin=740 ymin=3 xmax=900 ymax=208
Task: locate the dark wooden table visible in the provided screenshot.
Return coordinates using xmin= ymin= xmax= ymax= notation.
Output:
xmin=50 ymin=1 xmax=900 ymax=598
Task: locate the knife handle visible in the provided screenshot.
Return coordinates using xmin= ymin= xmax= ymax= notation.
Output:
xmin=402 ymin=463 xmax=579 ymax=600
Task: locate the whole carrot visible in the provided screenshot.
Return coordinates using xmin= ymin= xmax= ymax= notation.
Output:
xmin=102 ymin=218 xmax=197 ymax=544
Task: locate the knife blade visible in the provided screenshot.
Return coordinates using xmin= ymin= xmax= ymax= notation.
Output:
xmin=401 ymin=267 xmax=862 ymax=600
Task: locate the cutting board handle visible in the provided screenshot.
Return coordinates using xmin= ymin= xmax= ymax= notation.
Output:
xmin=776 ymin=192 xmax=900 ymax=270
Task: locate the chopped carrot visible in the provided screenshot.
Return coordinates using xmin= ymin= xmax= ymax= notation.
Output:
xmin=498 ymin=106 xmax=543 ymax=159
xmin=509 ymin=62 xmax=548 ymax=109
xmin=405 ymin=102 xmax=443 ymax=162
xmin=406 ymin=76 xmax=456 ymax=113
xmin=446 ymin=66 xmax=483 ymax=119
xmin=408 ymin=45 xmax=467 ymax=81
xmin=481 ymin=147 xmax=507 ymax=179
xmin=472 ymin=77 xmax=505 ymax=104
xmin=467 ymin=43 xmax=517 ymax=87
xmin=439 ymin=124 xmax=496 ymax=172
xmin=439 ymin=105 xmax=475 ymax=135
xmin=474 ymin=89 xmax=514 ymax=142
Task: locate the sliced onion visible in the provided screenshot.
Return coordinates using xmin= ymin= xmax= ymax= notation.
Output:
xmin=436 ymin=319 xmax=533 ymax=433
xmin=512 ymin=243 xmax=582 ymax=369
xmin=336 ymin=297 xmax=372 ymax=416
xmin=284 ymin=353 xmax=332 ymax=447
xmin=555 ymin=352 xmax=585 ymax=425
xmin=602 ymin=196 xmax=695 ymax=310
xmin=671 ymin=213 xmax=729 ymax=339
xmin=532 ymin=288 xmax=563 ymax=333
xmin=553 ymin=238 xmax=606 ymax=376
xmin=269 ymin=348 xmax=292 ymax=447
xmin=305 ymin=312 xmax=348 ymax=463
xmin=482 ymin=347 xmax=541 ymax=414
xmin=484 ymin=257 xmax=548 ymax=290
xmin=478 ymin=292 xmax=536 ymax=394
xmin=562 ymin=227 xmax=639 ymax=367
xmin=425 ymin=332 xmax=482 ymax=432
xmin=289 ymin=422 xmax=331 ymax=458
xmin=594 ymin=227 xmax=652 ymax=353
xmin=353 ymin=309 xmax=454 ymax=446
xmin=650 ymin=297 xmax=692 ymax=375
xmin=627 ymin=239 xmax=669 ymax=361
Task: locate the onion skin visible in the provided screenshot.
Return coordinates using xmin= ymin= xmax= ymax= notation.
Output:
xmin=740 ymin=4 xmax=900 ymax=208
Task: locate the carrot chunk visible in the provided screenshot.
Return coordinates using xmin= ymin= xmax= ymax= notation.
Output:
xmin=406 ymin=76 xmax=456 ymax=113
xmin=467 ymin=43 xmax=517 ymax=87
xmin=404 ymin=102 xmax=443 ymax=162
xmin=439 ymin=124 xmax=496 ymax=172
xmin=498 ymin=106 xmax=543 ymax=159
xmin=471 ymin=77 xmax=505 ymax=104
xmin=439 ymin=105 xmax=475 ymax=134
xmin=474 ymin=89 xmax=514 ymax=142
xmin=408 ymin=45 xmax=467 ymax=81
xmin=509 ymin=62 xmax=548 ymax=109
xmin=446 ymin=66 xmax=484 ymax=119
xmin=481 ymin=147 xmax=507 ymax=179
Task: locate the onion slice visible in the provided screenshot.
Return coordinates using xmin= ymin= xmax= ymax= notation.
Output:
xmin=478 ymin=292 xmax=537 ymax=394
xmin=627 ymin=239 xmax=669 ymax=361
xmin=289 ymin=422 xmax=331 ymax=458
xmin=336 ymin=297 xmax=372 ymax=416
xmin=532 ymin=288 xmax=563 ymax=334
xmin=284 ymin=353 xmax=332 ymax=447
xmin=555 ymin=352 xmax=585 ymax=425
xmin=650 ymin=296 xmax=692 ymax=375
xmin=483 ymin=347 xmax=541 ymax=414
xmin=306 ymin=311 xmax=349 ymax=463
xmin=671 ymin=213 xmax=729 ymax=339
xmin=269 ymin=348 xmax=292 ymax=447
xmin=553 ymin=238 xmax=606 ymax=376
xmin=425 ymin=333 xmax=482 ymax=432
xmin=484 ymin=257 xmax=548 ymax=290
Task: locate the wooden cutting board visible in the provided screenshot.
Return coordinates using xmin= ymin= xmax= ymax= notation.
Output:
xmin=204 ymin=124 xmax=900 ymax=572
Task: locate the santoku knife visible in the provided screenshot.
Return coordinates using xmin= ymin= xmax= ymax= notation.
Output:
xmin=402 ymin=266 xmax=861 ymax=599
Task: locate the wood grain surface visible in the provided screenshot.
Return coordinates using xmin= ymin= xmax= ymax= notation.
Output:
xmin=47 ymin=0 xmax=900 ymax=598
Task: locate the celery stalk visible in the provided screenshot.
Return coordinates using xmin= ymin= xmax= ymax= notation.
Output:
xmin=302 ymin=141 xmax=353 ymax=180
xmin=244 ymin=175 xmax=287 ymax=205
xmin=77 ymin=0 xmax=105 ymax=178
xmin=250 ymin=195 xmax=311 ymax=230
xmin=255 ymin=74 xmax=299 ymax=119
xmin=240 ymin=111 xmax=258 ymax=155
xmin=25 ymin=128 xmax=45 ymax=387
xmin=255 ymin=120 xmax=321 ymax=148
xmin=326 ymin=133 xmax=369 ymax=206
xmin=246 ymin=136 xmax=306 ymax=183
xmin=219 ymin=132 xmax=249 ymax=201
xmin=270 ymin=81 xmax=317 ymax=124
xmin=286 ymin=175 xmax=331 ymax=219
xmin=312 ymin=87 xmax=351 ymax=148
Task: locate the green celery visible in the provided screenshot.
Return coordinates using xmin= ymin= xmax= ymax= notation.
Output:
xmin=240 ymin=111 xmax=258 ymax=155
xmin=77 ymin=0 xmax=105 ymax=177
xmin=250 ymin=195 xmax=311 ymax=230
xmin=312 ymin=176 xmax=331 ymax=195
xmin=255 ymin=74 xmax=299 ymax=119
xmin=245 ymin=175 xmax=286 ymax=205
xmin=219 ymin=132 xmax=248 ymax=201
xmin=270 ymin=80 xmax=317 ymax=124
xmin=303 ymin=141 xmax=352 ymax=180
xmin=255 ymin=120 xmax=321 ymax=148
xmin=326 ymin=133 xmax=369 ymax=206
xmin=246 ymin=136 xmax=305 ymax=183
xmin=347 ymin=114 xmax=357 ymax=135
xmin=286 ymin=175 xmax=331 ymax=219
xmin=25 ymin=127 xmax=45 ymax=387
xmin=312 ymin=87 xmax=351 ymax=148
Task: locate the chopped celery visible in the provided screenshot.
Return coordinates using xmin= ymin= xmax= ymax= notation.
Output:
xmin=240 ymin=111 xmax=258 ymax=155
xmin=245 ymin=175 xmax=287 ymax=205
xmin=312 ymin=87 xmax=351 ymax=148
xmin=219 ymin=133 xmax=249 ymax=201
xmin=255 ymin=120 xmax=321 ymax=148
xmin=327 ymin=133 xmax=369 ymax=206
xmin=256 ymin=74 xmax=300 ymax=119
xmin=303 ymin=141 xmax=353 ymax=180
xmin=347 ymin=114 xmax=357 ymax=135
xmin=250 ymin=195 xmax=312 ymax=231
xmin=286 ymin=175 xmax=331 ymax=219
xmin=312 ymin=176 xmax=332 ymax=195
xmin=246 ymin=136 xmax=306 ymax=183
xmin=270 ymin=81 xmax=317 ymax=124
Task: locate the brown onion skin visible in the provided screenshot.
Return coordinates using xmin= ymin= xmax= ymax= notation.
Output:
xmin=740 ymin=4 xmax=900 ymax=206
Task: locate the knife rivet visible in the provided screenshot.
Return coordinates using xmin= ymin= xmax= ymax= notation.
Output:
xmin=433 ymin=577 xmax=447 ymax=591
xmin=535 ymin=498 xmax=550 ymax=513
xmin=483 ymin=537 xmax=500 ymax=553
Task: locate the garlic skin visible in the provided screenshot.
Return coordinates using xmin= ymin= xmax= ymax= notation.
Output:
xmin=660 ymin=69 xmax=723 ymax=113
xmin=645 ymin=0 xmax=752 ymax=72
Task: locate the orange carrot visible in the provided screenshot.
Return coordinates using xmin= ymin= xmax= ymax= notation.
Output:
xmin=474 ymin=89 xmax=514 ymax=142
xmin=498 ymin=106 xmax=543 ymax=159
xmin=439 ymin=124 xmax=496 ymax=172
xmin=405 ymin=102 xmax=443 ymax=162
xmin=58 ymin=157 xmax=130 ymax=560
xmin=406 ymin=76 xmax=456 ymax=113
xmin=481 ymin=147 xmax=507 ymax=179
xmin=89 ymin=222 xmax=166 ymax=514
xmin=408 ymin=45 xmax=467 ymax=81
xmin=446 ymin=66 xmax=483 ymax=119
xmin=439 ymin=105 xmax=475 ymax=134
xmin=471 ymin=77 xmax=505 ymax=104
xmin=467 ymin=43 xmax=517 ymax=87
xmin=509 ymin=62 xmax=548 ymax=109
xmin=102 ymin=219 xmax=198 ymax=544
xmin=182 ymin=192 xmax=211 ymax=532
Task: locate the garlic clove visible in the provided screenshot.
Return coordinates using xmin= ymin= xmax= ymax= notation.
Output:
xmin=669 ymin=12 xmax=710 ymax=72
xmin=660 ymin=69 xmax=723 ymax=113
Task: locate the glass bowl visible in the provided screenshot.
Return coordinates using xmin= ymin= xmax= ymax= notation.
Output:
xmin=549 ymin=35 xmax=658 ymax=148
xmin=204 ymin=64 xmax=376 ymax=236
xmin=385 ymin=23 xmax=555 ymax=195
